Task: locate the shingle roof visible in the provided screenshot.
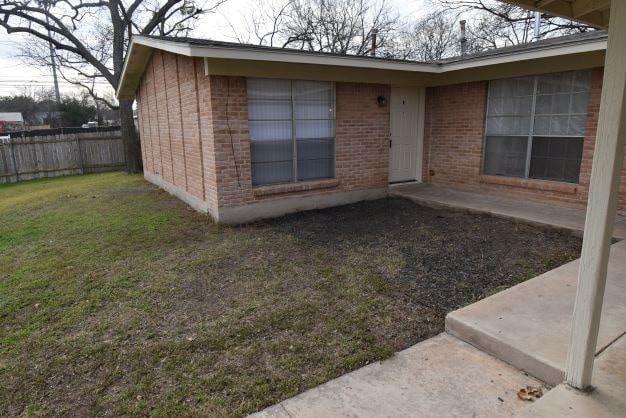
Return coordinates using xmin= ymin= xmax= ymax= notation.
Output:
xmin=142 ymin=35 xmax=430 ymax=64
xmin=117 ymin=29 xmax=607 ymax=99
xmin=436 ymin=30 xmax=607 ymax=64
xmin=142 ymin=29 xmax=607 ymax=65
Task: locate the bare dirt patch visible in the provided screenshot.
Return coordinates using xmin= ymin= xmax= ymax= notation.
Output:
xmin=255 ymin=198 xmax=582 ymax=312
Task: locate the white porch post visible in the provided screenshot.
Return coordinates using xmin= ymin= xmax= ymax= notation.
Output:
xmin=565 ymin=0 xmax=626 ymax=390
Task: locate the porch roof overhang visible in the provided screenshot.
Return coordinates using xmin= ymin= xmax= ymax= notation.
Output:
xmin=499 ymin=1 xmax=611 ymax=28
xmin=116 ymin=31 xmax=607 ymax=100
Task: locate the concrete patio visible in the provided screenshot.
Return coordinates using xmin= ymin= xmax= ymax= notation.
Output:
xmin=251 ymin=185 xmax=626 ymax=417
xmin=389 ymin=183 xmax=626 ymax=240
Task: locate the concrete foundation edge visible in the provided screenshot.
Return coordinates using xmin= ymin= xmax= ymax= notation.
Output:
xmin=215 ymin=187 xmax=389 ymax=224
xmin=144 ymin=171 xmax=218 ymax=218
xmin=144 ymin=172 xmax=388 ymax=224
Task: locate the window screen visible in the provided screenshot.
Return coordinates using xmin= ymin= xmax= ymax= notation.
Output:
xmin=529 ymin=136 xmax=584 ymax=183
xmin=483 ymin=70 xmax=591 ymax=183
xmin=247 ymin=78 xmax=335 ymax=186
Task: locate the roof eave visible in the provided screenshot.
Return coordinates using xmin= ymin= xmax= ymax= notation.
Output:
xmin=116 ymin=39 xmax=155 ymax=100
xmin=116 ymin=35 xmax=441 ymax=99
xmin=115 ymin=32 xmax=607 ymax=100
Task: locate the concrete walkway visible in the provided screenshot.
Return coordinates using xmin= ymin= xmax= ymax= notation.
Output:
xmin=252 ymin=184 xmax=626 ymax=417
xmin=389 ymin=183 xmax=626 ymax=239
xmin=252 ymin=334 xmax=544 ymax=418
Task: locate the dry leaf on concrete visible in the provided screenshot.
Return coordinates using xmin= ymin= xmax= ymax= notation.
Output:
xmin=527 ymin=386 xmax=543 ymax=398
xmin=517 ymin=388 xmax=532 ymax=401
xmin=517 ymin=386 xmax=543 ymax=401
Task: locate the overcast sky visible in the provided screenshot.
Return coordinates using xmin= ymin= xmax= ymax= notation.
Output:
xmin=0 ymin=0 xmax=429 ymax=98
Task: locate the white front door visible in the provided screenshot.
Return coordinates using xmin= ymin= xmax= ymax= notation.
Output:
xmin=389 ymin=86 xmax=424 ymax=183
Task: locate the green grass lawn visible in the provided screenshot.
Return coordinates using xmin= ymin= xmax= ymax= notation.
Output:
xmin=0 ymin=173 xmax=581 ymax=417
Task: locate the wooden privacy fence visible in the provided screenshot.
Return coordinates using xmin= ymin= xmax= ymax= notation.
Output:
xmin=0 ymin=127 xmax=125 ymax=184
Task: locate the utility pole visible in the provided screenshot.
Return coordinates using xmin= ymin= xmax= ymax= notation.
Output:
xmin=40 ymin=0 xmax=61 ymax=128
xmin=39 ymin=0 xmax=61 ymax=103
xmin=45 ymin=15 xmax=61 ymax=103
xmin=91 ymin=73 xmax=101 ymax=125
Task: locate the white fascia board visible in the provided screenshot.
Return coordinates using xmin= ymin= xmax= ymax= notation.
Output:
xmin=131 ymin=36 xmax=440 ymax=74
xmin=116 ymin=40 xmax=150 ymax=98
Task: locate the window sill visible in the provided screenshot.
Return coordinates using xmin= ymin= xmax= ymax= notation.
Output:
xmin=252 ymin=179 xmax=340 ymax=196
xmin=480 ymin=175 xmax=578 ymax=194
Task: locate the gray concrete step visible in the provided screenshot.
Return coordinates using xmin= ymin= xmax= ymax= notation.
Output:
xmin=446 ymin=239 xmax=626 ymax=386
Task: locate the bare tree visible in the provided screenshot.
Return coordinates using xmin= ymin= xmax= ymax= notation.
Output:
xmin=226 ymin=0 xmax=293 ymax=46
xmin=437 ymin=0 xmax=593 ymax=49
xmin=388 ymin=10 xmax=466 ymax=61
xmin=285 ymin=0 xmax=400 ymax=55
xmin=0 ymin=0 xmax=226 ymax=173
xmin=230 ymin=0 xmax=593 ymax=63
xmin=228 ymin=0 xmax=400 ymax=56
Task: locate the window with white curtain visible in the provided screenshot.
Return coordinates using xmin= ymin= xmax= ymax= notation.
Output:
xmin=483 ymin=70 xmax=591 ymax=183
xmin=247 ymin=78 xmax=335 ymax=186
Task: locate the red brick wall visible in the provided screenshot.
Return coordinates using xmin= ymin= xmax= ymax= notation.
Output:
xmin=176 ymin=55 xmax=206 ymax=201
xmin=422 ymin=67 xmax=626 ymax=212
xmin=206 ymin=77 xmax=390 ymax=208
xmin=162 ymin=52 xmax=186 ymax=191
xmin=137 ymin=53 xmax=624 ymax=216
xmin=335 ymin=83 xmax=390 ymax=191
xmin=136 ymin=51 xmax=209 ymax=205
xmin=208 ymin=76 xmax=253 ymax=208
xmin=137 ymin=52 xmax=389 ymax=214
xmin=422 ymin=81 xmax=487 ymax=186
xmin=153 ymin=51 xmax=174 ymax=185
xmin=195 ymin=58 xmax=218 ymax=209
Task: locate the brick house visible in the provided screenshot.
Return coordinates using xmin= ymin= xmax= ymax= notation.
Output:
xmin=117 ymin=30 xmax=619 ymax=223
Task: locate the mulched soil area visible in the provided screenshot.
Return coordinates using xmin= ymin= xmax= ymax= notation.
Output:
xmin=255 ymin=197 xmax=583 ymax=312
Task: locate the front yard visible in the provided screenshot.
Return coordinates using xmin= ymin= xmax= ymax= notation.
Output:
xmin=0 ymin=173 xmax=581 ymax=417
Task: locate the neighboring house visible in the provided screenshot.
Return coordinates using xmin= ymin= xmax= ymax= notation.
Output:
xmin=0 ymin=112 xmax=24 ymax=133
xmin=116 ymin=30 xmax=616 ymax=223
